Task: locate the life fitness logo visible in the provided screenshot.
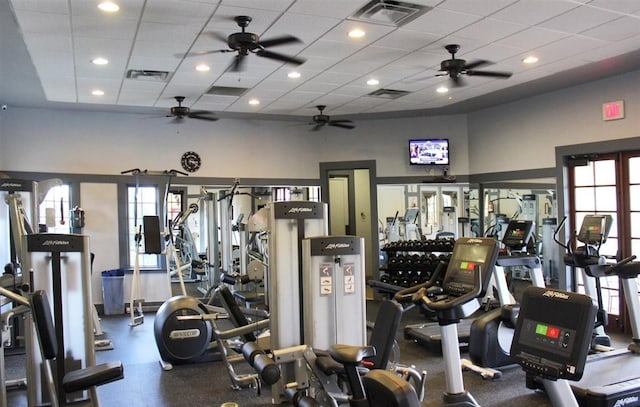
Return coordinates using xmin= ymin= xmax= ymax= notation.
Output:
xmin=287 ymin=207 xmax=313 ymax=214
xmin=542 ymin=290 xmax=569 ymax=300
xmin=42 ymin=240 xmax=71 ymax=247
xmin=613 ymin=396 xmax=640 ymax=407
xmin=324 ymin=243 xmax=350 ymax=250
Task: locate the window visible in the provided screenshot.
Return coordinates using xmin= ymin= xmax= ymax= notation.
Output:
xmin=308 ymin=186 xmax=320 ymax=202
xmin=274 ymin=187 xmax=289 ymax=201
xmin=568 ymin=152 xmax=640 ymax=322
xmin=127 ymin=186 xmax=160 ymax=268
xmin=38 ymin=184 xmax=70 ymax=233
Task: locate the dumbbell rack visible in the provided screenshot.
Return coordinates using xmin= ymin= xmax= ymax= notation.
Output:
xmin=379 ymin=239 xmax=454 ymax=291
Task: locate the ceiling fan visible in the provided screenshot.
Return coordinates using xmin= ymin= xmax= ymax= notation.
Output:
xmin=309 ymin=105 xmax=355 ymax=131
xmin=186 ymin=15 xmax=306 ymax=72
xmin=437 ymin=44 xmax=512 ymax=87
xmin=167 ymin=96 xmax=218 ymax=122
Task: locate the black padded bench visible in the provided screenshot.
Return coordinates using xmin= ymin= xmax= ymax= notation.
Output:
xmin=30 ymin=289 xmax=124 ymax=406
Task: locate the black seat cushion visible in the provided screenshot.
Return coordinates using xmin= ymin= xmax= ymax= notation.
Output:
xmin=62 ymin=361 xmax=124 ymax=393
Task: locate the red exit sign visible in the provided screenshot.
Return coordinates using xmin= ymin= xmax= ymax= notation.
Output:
xmin=602 ymin=100 xmax=624 ymax=121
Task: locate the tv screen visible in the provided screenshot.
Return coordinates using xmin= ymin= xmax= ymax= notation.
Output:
xmin=409 ymin=139 xmax=449 ymax=165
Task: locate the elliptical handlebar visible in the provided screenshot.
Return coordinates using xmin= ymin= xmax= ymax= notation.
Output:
xmin=603 ymin=255 xmax=637 ymax=275
xmin=553 ymin=216 xmax=569 ymax=252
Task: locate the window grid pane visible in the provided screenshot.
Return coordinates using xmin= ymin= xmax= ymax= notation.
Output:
xmin=572 ymin=162 xmax=620 ymax=315
xmin=39 ymin=185 xmax=70 ymax=233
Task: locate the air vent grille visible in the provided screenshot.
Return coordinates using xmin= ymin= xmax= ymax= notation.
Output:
xmin=206 ymin=86 xmax=249 ymax=97
xmin=350 ymin=0 xmax=431 ymax=27
xmin=367 ymin=88 xmax=410 ymax=99
xmin=126 ymin=69 xmax=170 ymax=81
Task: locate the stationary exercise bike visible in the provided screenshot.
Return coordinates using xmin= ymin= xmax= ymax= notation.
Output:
xmin=395 ymin=237 xmax=500 ymax=406
xmin=510 ymin=286 xmax=597 ymax=407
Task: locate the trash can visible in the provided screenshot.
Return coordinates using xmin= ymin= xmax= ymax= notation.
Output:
xmin=101 ymin=269 xmax=125 ymax=315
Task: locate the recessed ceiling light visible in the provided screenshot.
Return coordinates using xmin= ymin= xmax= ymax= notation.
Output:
xmin=98 ymin=2 xmax=120 ymax=12
xmin=436 ymin=86 xmax=448 ymax=94
xmin=288 ymin=71 xmax=301 ymax=79
xmin=91 ymin=57 xmax=109 ymax=65
xmin=366 ymin=78 xmax=379 ymax=86
xmin=523 ymin=55 xmax=539 ymax=64
xmin=348 ymin=28 xmax=365 ymax=39
xmin=91 ymin=89 xmax=105 ymax=96
xmin=195 ymin=64 xmax=210 ymax=72
xmin=248 ymin=98 xmax=260 ymax=106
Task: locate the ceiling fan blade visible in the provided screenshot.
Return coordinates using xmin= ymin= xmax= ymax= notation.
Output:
xmin=466 ymin=70 xmax=512 ymax=78
xmin=329 ymin=121 xmax=355 ymax=129
xmin=206 ymin=31 xmax=230 ymax=44
xmin=179 ymin=49 xmax=233 ymax=58
xmin=311 ymin=123 xmax=324 ymax=131
xmin=450 ymin=75 xmax=466 ymax=87
xmin=229 ymin=54 xmax=247 ymax=72
xmin=255 ymin=49 xmax=305 ymax=65
xmin=188 ymin=111 xmax=219 ymax=121
xmin=259 ymin=35 xmax=302 ymax=48
xmin=464 ymin=59 xmax=491 ymax=70
xmin=170 ymin=117 xmax=184 ymax=124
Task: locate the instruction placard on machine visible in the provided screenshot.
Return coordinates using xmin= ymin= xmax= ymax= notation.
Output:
xmin=343 ymin=263 xmax=356 ymax=294
xmin=320 ymin=263 xmax=334 ymax=295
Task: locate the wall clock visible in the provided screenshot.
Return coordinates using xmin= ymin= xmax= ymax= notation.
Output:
xmin=181 ymin=151 xmax=201 ymax=173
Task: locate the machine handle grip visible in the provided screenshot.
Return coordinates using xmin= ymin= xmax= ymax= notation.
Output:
xmin=604 ymin=255 xmax=637 ymax=275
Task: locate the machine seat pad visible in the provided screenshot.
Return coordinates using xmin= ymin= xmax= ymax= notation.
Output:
xmin=315 ymin=353 xmax=345 ymax=376
xmin=329 ymin=345 xmax=375 ymax=365
xmin=62 ymin=361 xmax=124 ymax=393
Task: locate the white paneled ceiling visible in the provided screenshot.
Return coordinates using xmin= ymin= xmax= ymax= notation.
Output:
xmin=3 ymin=0 xmax=640 ymax=120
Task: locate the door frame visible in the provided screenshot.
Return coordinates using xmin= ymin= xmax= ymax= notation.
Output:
xmin=319 ymin=160 xmax=379 ymax=282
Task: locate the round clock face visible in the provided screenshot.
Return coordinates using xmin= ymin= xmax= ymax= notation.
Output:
xmin=181 ymin=151 xmax=201 ymax=173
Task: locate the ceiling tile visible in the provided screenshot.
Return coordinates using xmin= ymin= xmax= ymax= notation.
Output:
xmin=537 ymin=4 xmax=621 ymax=34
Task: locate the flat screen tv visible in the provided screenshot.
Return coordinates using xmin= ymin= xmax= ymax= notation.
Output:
xmin=409 ymin=138 xmax=449 ymax=165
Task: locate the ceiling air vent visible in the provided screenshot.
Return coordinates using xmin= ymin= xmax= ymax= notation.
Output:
xmin=350 ymin=0 xmax=431 ymax=27
xmin=206 ymin=86 xmax=249 ymax=97
xmin=367 ymin=88 xmax=410 ymax=99
xmin=126 ymin=69 xmax=170 ymax=82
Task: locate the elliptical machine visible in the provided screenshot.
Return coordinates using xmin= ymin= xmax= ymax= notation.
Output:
xmin=555 ymin=215 xmax=613 ymax=351
xmin=464 ymin=220 xmax=546 ymax=378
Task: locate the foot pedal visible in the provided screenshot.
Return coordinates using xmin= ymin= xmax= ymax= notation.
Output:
xmin=95 ymin=339 xmax=114 ymax=351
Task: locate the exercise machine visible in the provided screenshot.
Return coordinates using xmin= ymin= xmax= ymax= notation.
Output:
xmin=404 ymin=220 xmax=537 ymax=354
xmin=568 ymin=255 xmax=640 ymax=406
xmin=396 ymin=237 xmax=499 ymax=406
xmin=463 ymin=220 xmax=545 ymax=378
xmin=557 ymin=214 xmax=614 ymax=350
xmin=276 ymin=300 xmax=425 ymax=406
xmin=511 ymin=286 xmax=596 ymax=407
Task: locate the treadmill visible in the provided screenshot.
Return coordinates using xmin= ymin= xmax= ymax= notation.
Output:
xmin=561 ymin=215 xmax=640 ymax=406
xmin=404 ymin=220 xmax=540 ymax=353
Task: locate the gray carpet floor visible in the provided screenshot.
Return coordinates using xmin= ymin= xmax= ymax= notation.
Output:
xmin=3 ymin=286 xmax=633 ymax=406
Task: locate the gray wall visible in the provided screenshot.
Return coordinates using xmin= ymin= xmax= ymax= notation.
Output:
xmin=468 ymin=69 xmax=640 ymax=175
xmin=1 ymin=67 xmax=639 ymax=303
xmin=0 ymin=108 xmax=469 ymax=179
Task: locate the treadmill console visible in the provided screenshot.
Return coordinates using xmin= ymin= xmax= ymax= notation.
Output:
xmin=510 ymin=286 xmax=596 ymax=381
xmin=501 ymin=220 xmax=534 ymax=251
